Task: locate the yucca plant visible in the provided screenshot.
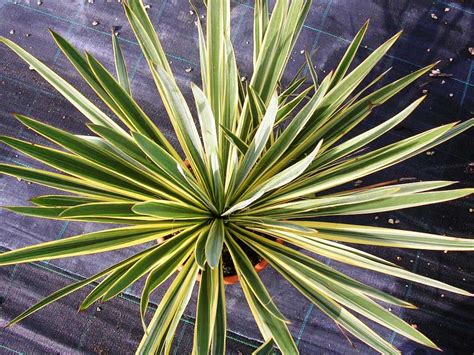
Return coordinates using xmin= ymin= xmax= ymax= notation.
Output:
xmin=0 ymin=0 xmax=472 ymax=353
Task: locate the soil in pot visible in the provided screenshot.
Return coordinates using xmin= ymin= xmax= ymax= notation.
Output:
xmin=221 ymin=241 xmax=262 ymax=277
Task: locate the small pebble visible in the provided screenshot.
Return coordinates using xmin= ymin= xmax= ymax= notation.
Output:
xmin=96 ymin=306 xmax=102 ymax=312
xmin=411 ymin=324 xmax=418 ymax=329
xmin=443 ymin=250 xmax=448 ymax=254
xmin=396 ymin=256 xmax=402 ymax=261
xmin=184 ymin=67 xmax=193 ymax=73
xmin=9 ymin=29 xmax=15 ymax=35
xmin=449 ymin=57 xmax=453 ymax=62
xmin=410 ymin=259 xmax=414 ymax=263
xmin=469 ymin=208 xmax=473 ymax=213
xmin=189 ymin=10 xmax=194 ymax=15
xmin=25 ymin=33 xmax=31 ymax=37
xmin=441 ymin=80 xmax=445 ymax=84
xmin=388 ymin=307 xmax=392 ymax=312
xmin=469 ymin=48 xmax=474 ymax=56
xmin=444 ymin=7 xmax=450 ymax=12
xmin=300 ymin=50 xmax=305 ymax=54
xmin=426 ymin=151 xmax=435 ymax=156
xmin=37 ymin=0 xmax=42 ymax=5
xmin=88 ymin=0 xmax=94 ymax=3
xmin=449 ymin=93 xmax=453 ymax=97
xmin=29 ymin=65 xmax=35 ymax=71
xmin=354 ymin=179 xmax=363 ymax=187
xmin=430 ymin=13 xmax=438 ymax=20
xmin=388 ymin=218 xmax=395 ymax=224
xmin=144 ymin=4 xmax=151 ymax=10
xmin=422 ymin=89 xmax=428 ymax=94
xmin=241 ymin=76 xmax=247 ymax=82
xmin=430 ymin=68 xmax=441 ymax=76
xmin=395 ymin=219 xmax=400 ymax=224
xmin=374 ymin=216 xmax=379 ymax=220
xmin=426 ymin=48 xmax=431 ymax=52
xmin=92 ymin=20 xmax=99 ymax=26
xmin=440 ymin=294 xmax=445 ymax=298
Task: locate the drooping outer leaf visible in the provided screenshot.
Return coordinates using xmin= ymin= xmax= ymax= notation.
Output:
xmin=7 ymin=245 xmax=156 ymax=326
xmin=136 ymin=257 xmax=198 ymax=354
xmin=0 ymin=36 xmax=126 ymax=135
xmin=0 ymin=224 xmax=186 ymax=266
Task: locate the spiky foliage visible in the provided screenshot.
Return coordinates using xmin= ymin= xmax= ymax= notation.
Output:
xmin=0 ymin=0 xmax=473 ymax=353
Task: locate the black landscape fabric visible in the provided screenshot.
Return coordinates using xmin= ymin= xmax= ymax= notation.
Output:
xmin=0 ymin=0 xmax=473 ymax=354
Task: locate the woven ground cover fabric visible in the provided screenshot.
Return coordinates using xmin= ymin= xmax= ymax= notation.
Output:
xmin=0 ymin=0 xmax=473 ymax=353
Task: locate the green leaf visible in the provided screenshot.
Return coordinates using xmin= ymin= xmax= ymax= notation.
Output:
xmin=123 ymin=0 xmax=172 ymax=75
xmin=258 ymin=228 xmax=472 ymax=296
xmin=307 ymin=63 xmax=437 ymax=157
xmin=228 ymin=95 xmax=278 ymax=198
xmin=0 ymin=136 xmax=157 ymax=200
xmin=251 ymin=186 xmax=399 ymax=217
xmin=226 ymin=232 xmax=287 ymax=322
xmin=205 ymin=0 xmax=230 ymax=124
xmin=86 ymin=53 xmax=178 ymax=157
xmin=150 ymin=65 xmax=210 ymax=192
xmin=192 ymin=83 xmax=224 ymax=211
xmin=273 ymin=123 xmax=455 ymax=201
xmin=220 ymin=124 xmax=249 ymax=155
xmin=140 ymin=243 xmax=195 ymax=331
xmin=0 ymin=224 xmax=185 ymax=266
xmin=205 ymin=219 xmax=225 ymax=268
xmin=329 ymin=20 xmax=369 ymax=88
xmin=238 ymin=271 xmax=298 ymax=355
xmin=101 ymin=226 xmax=199 ymax=301
xmin=238 ymin=229 xmax=414 ymax=308
xmin=195 ymin=226 xmax=210 ymax=269
xmin=79 ymin=246 xmax=161 ymax=311
xmin=194 ymin=265 xmax=219 ymax=355
xmin=253 ymin=0 xmax=269 ymax=65
xmin=299 ymin=220 xmax=474 ymax=250
xmin=304 ymin=51 xmax=318 ymax=87
xmin=0 ymin=36 xmax=126 ymax=135
xmin=253 ymin=339 xmax=275 ymax=355
xmin=59 ymin=202 xmax=140 ymax=219
xmin=31 ymin=195 xmax=99 ymax=207
xmin=13 ymin=114 xmax=180 ymax=202
xmin=0 ymin=163 xmax=124 ymax=201
xmin=7 ymin=246 xmax=154 ymax=326
xmin=111 ymin=29 xmax=131 ymax=94
xmin=223 ymin=141 xmax=322 ymax=216
xmin=312 ymin=96 xmax=426 ymax=170
xmin=269 ymin=249 xmax=437 ymax=349
xmin=133 ymin=200 xmax=210 ymax=220
xmin=4 ymin=206 xmax=67 ymax=220
xmin=211 ymin=262 xmax=227 ymax=355
xmin=132 ymin=131 xmax=215 ymax=212
xmin=275 ymin=85 xmax=313 ymax=124
xmin=242 ymin=74 xmax=331 ymax=189
xmin=311 ymin=188 xmax=473 ymax=217
xmin=136 ymin=258 xmax=198 ymax=354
